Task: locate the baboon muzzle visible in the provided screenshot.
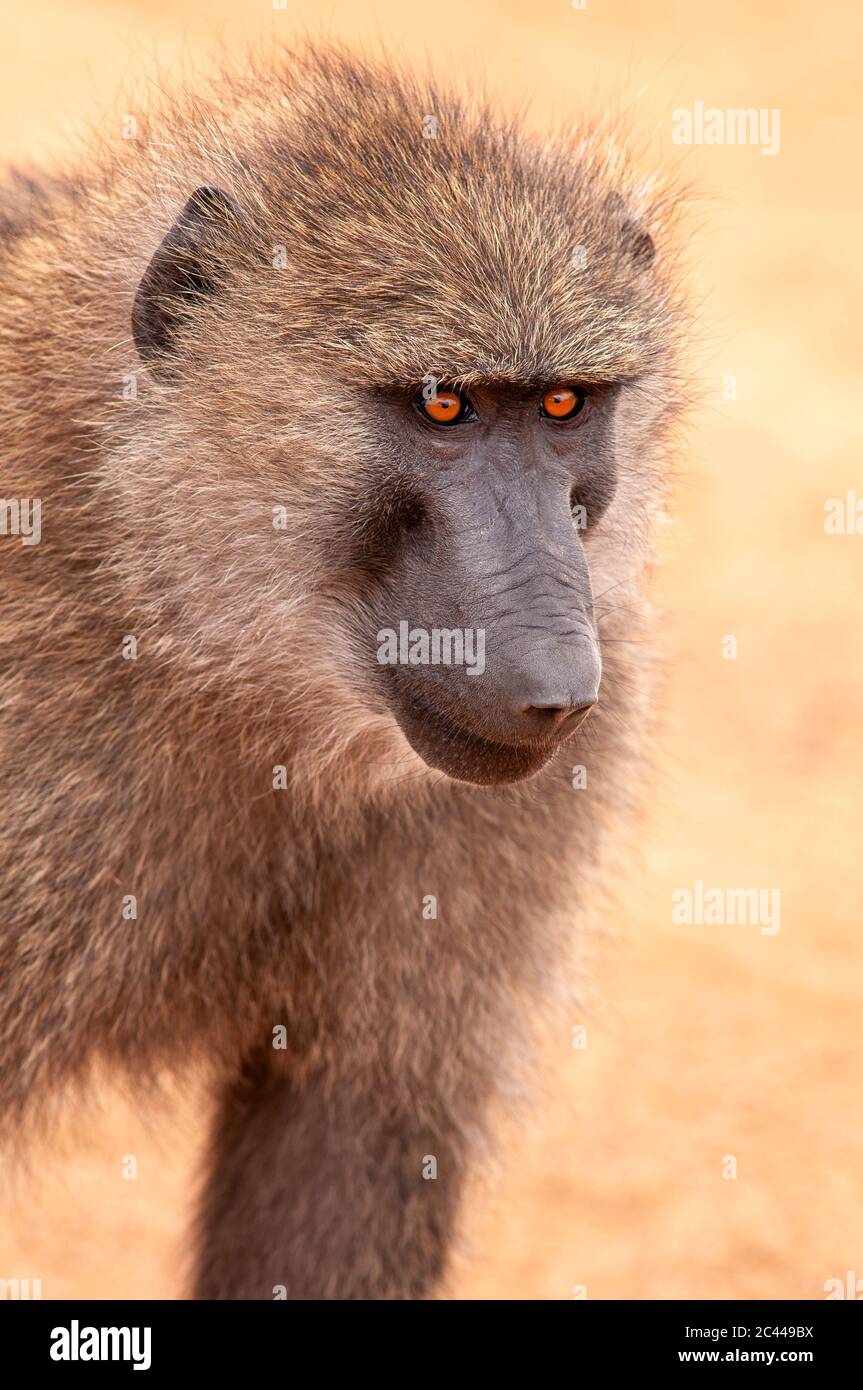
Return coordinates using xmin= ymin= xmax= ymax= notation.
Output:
xmin=377 ymin=472 xmax=602 ymax=786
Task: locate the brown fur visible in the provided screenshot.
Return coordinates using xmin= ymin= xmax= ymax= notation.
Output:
xmin=0 ymin=45 xmax=687 ymax=1298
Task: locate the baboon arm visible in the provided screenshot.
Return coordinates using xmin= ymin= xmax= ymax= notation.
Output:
xmin=194 ymin=1052 xmax=463 ymax=1300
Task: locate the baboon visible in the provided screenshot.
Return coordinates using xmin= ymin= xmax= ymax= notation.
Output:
xmin=0 ymin=46 xmax=686 ymax=1299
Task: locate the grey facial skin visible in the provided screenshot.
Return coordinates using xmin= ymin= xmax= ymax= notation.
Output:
xmin=366 ymin=382 xmax=614 ymax=784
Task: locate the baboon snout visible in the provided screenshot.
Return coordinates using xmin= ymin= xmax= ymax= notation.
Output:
xmin=375 ymin=470 xmax=604 ymax=782
xmin=378 ymin=625 xmax=601 ymax=785
xmin=486 ymin=642 xmax=600 ymax=741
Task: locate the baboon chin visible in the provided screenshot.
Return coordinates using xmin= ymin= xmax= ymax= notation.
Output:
xmin=0 ymin=44 xmax=687 ymax=1298
xmin=387 ymin=683 xmax=590 ymax=788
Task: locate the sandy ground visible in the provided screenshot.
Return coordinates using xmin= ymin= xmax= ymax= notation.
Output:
xmin=1 ymin=0 xmax=861 ymax=1299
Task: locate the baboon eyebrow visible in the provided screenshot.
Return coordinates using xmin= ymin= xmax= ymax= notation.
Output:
xmin=393 ymin=372 xmax=631 ymax=395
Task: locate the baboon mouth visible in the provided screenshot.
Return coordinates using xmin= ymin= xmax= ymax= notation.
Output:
xmin=389 ymin=688 xmax=566 ymax=787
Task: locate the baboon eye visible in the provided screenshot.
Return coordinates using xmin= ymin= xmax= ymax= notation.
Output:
xmin=416 ymin=389 xmax=474 ymax=426
xmin=541 ymin=386 xmax=585 ymax=420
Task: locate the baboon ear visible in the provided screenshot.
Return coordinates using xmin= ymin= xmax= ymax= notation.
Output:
xmin=605 ymin=191 xmax=656 ymax=269
xmin=132 ymin=185 xmax=241 ymax=368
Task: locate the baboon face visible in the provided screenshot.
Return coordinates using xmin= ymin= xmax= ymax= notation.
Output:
xmin=129 ymin=93 xmax=674 ymax=786
xmin=361 ymin=379 xmax=612 ymax=785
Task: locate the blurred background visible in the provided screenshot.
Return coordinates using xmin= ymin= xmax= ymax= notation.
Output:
xmin=1 ymin=0 xmax=861 ymax=1299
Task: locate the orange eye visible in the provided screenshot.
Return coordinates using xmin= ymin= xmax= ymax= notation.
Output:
xmin=417 ymin=387 xmax=477 ymax=426
xmin=541 ymin=386 xmax=584 ymax=420
xmin=421 ymin=390 xmax=467 ymax=425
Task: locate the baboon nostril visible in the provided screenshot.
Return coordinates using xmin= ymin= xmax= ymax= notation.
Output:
xmin=524 ymin=700 xmax=595 ymax=730
xmin=525 ymin=702 xmax=568 ymax=722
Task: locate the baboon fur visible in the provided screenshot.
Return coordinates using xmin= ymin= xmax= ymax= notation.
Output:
xmin=0 ymin=45 xmax=687 ymax=1298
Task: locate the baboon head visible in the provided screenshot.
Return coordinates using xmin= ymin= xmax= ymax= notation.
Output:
xmin=123 ymin=51 xmax=682 ymax=786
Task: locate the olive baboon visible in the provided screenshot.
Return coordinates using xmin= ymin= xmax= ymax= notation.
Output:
xmin=0 ymin=46 xmax=686 ymax=1298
